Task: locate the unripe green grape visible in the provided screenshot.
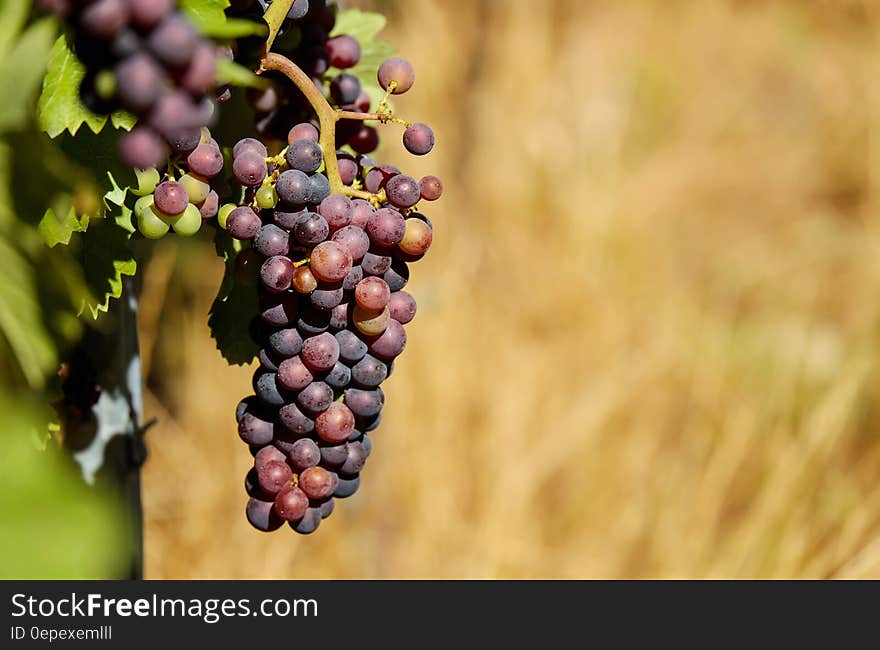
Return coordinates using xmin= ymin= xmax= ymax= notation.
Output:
xmin=256 ymin=183 xmax=278 ymax=209
xmin=132 ymin=168 xmax=160 ymax=196
xmin=135 ymin=196 xmax=169 ymax=239
xmin=170 ymin=203 xmax=202 ymax=236
xmin=179 ymin=173 xmax=211 ymax=205
xmin=218 ymin=203 xmax=236 ymax=230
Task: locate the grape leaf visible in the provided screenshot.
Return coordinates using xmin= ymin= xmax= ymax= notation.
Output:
xmin=0 ymin=17 xmax=57 ymax=134
xmin=0 ymin=0 xmax=30 ymax=57
xmin=181 ymin=0 xmax=267 ymax=39
xmin=39 ymin=205 xmax=89 ymax=248
xmin=217 ymin=58 xmax=267 ymax=89
xmin=38 ymin=36 xmax=132 ymax=138
xmin=330 ymin=8 xmax=387 ymax=42
xmin=264 ymin=0 xmax=296 ymax=53
xmin=209 ymin=228 xmax=258 ymax=365
xmin=80 ymin=216 xmax=136 ymax=320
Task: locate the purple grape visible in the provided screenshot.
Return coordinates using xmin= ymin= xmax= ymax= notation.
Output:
xmin=276 ymin=170 xmax=312 ymax=205
xmin=233 ymin=151 xmax=267 ymax=187
xmin=419 ymin=175 xmax=443 ymax=201
xmin=331 ymin=225 xmax=370 ymax=262
xmin=403 ymin=123 xmax=435 ymax=156
xmin=247 ymin=497 xmax=283 ymax=531
xmin=238 ymin=412 xmax=274 ymax=446
xmin=274 ymin=205 xmax=307 ymax=229
xmin=364 ymin=165 xmax=399 ymax=193
xmin=79 ymin=0 xmax=129 ymax=39
xmin=366 ymin=208 xmax=406 ymax=248
xmin=309 ymin=283 xmax=344 ymax=311
xmin=296 ymin=381 xmax=334 ymax=414
xmin=226 ymin=206 xmax=262 ymax=240
xmin=269 ymin=328 xmax=303 ymax=358
xmin=187 ymin=143 xmax=224 ymax=178
xmin=339 ymin=157 xmax=358 ymax=185
xmin=384 ymin=175 xmax=421 ymax=209
xmin=383 ymin=259 xmax=409 ymax=291
xmin=293 ymin=212 xmax=329 ymax=246
xmin=198 ymin=190 xmax=219 ymax=220
xmin=368 ymin=319 xmax=407 ymax=360
xmin=154 ymin=181 xmax=188 ymax=216
xmin=260 ymin=255 xmax=295 ymax=293
xmin=325 ymin=35 xmax=361 ymax=69
xmin=361 ymin=250 xmax=392 ymax=277
xmin=288 ymin=122 xmax=319 ymax=144
xmin=120 ymin=127 xmax=166 ymax=169
xmin=278 ymin=356 xmax=313 ymax=392
xmin=115 ymin=53 xmax=163 ymax=114
xmin=334 ymin=474 xmax=360 ymax=498
xmin=342 ymin=264 xmax=364 ymax=292
xmin=330 ymin=73 xmax=361 ymax=105
xmin=309 ymin=174 xmax=331 ymax=204
xmin=350 ymin=199 xmax=374 ymax=228
xmin=344 ymin=387 xmax=384 ymax=418
xmin=148 ymin=14 xmax=198 ymax=69
xmin=378 ymin=57 xmax=415 ymax=94
xmin=319 ymin=194 xmax=352 ymax=230
xmin=388 ymin=290 xmax=417 ymax=324
xmin=260 ymin=293 xmax=299 ymax=327
xmin=180 ymin=43 xmax=217 ymax=95
xmin=300 ymin=332 xmax=340 ymax=372
xmin=336 ymin=330 xmax=367 ymax=364
xmin=325 ymin=361 xmax=351 ymax=390
xmin=233 ymin=137 xmax=268 ymax=158
xmin=254 ymin=224 xmax=290 ymax=257
xmin=129 ymin=0 xmax=173 ymax=29
xmin=349 ymin=126 xmax=379 ymax=154
xmin=279 ymin=402 xmax=315 ymax=436
xmin=288 ymin=438 xmax=321 ymax=471
xmin=286 ymin=139 xmax=323 ymax=173
xmin=350 ymin=354 xmax=388 ymax=388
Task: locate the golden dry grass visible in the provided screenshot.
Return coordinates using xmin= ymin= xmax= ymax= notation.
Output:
xmin=141 ymin=0 xmax=880 ymax=578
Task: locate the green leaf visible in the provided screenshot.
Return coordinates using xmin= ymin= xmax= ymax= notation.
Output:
xmin=0 ymin=17 xmax=58 ymax=134
xmin=181 ymin=0 xmax=267 ymax=39
xmin=264 ymin=0 xmax=296 ymax=53
xmin=209 ymin=229 xmax=258 ymax=365
xmin=217 ymin=58 xmax=268 ymax=89
xmin=39 ymin=205 xmax=89 ymax=248
xmin=330 ymin=8 xmax=387 ymax=42
xmin=0 ymin=0 xmax=31 ymax=56
xmin=38 ymin=36 xmax=130 ymax=138
xmin=80 ymin=218 xmax=136 ymax=319
xmin=0 ymin=237 xmax=59 ymax=387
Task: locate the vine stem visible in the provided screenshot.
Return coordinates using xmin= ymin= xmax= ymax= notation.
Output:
xmin=260 ymin=53 xmax=346 ymax=195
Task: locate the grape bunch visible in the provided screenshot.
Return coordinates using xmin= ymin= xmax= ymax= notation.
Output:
xmin=39 ymin=0 xmax=219 ymax=170
xmin=229 ymin=55 xmax=441 ymax=534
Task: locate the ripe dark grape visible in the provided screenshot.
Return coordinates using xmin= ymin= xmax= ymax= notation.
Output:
xmin=198 ymin=190 xmax=219 ymax=220
xmin=275 ymin=206 xmax=307 ymax=229
xmin=120 ymin=127 xmax=167 ymax=169
xmin=369 ymin=319 xmax=407 ymax=360
xmin=260 ymin=256 xmax=295 ymax=293
xmin=293 ymin=212 xmax=329 ymax=246
xmin=148 ymin=14 xmax=198 ymax=69
xmin=378 ymin=57 xmax=415 ymax=94
xmin=351 ymin=355 xmax=388 ymax=388
xmin=340 ymin=442 xmax=368 ymax=475
xmin=79 ymin=0 xmax=129 ymax=40
xmin=288 ymin=122 xmax=319 ymax=144
xmin=354 ymin=277 xmax=391 ymax=311
xmin=403 ymin=123 xmax=435 ymax=156
xmin=286 ymin=139 xmax=323 ymax=173
xmin=259 ymin=348 xmax=280 ymax=372
xmin=332 ymin=226 xmax=370 ymax=261
xmin=388 ymin=291 xmax=417 ymax=324
xmin=279 ymin=402 xmax=315 ymax=436
xmin=364 ymin=165 xmax=399 ymax=194
xmin=361 ymin=251 xmax=392 ymax=277
xmin=330 ymin=73 xmax=361 ymax=105
xmin=339 ymin=158 xmax=358 ymax=185
xmin=274 ymin=487 xmax=309 ymax=522
xmin=115 ymin=53 xmax=163 ymax=113
xmin=255 ymin=445 xmax=287 ymax=472
xmin=276 ymin=170 xmax=312 ymax=205
xmin=227 ymin=206 xmax=262 ymax=240
xmin=233 ymin=151 xmax=267 ymax=187
xmin=336 ymin=330 xmax=367 ymax=364
xmin=247 ymin=497 xmax=284 ymax=532
xmin=288 ymin=438 xmax=321 ymax=471
xmin=187 ymin=144 xmax=224 ymax=178
xmin=325 ymin=35 xmax=361 ymax=69
xmin=300 ymin=332 xmax=340 ymax=372
xmin=310 ymin=283 xmax=344 ymax=310
xmin=344 ymin=388 xmax=384 ymax=418
xmin=309 ymin=173 xmax=331 ymax=204
xmin=296 ymin=381 xmax=334 ymax=414
xmin=180 ymin=43 xmax=218 ymax=95
xmin=254 ymin=371 xmax=286 ymax=407
xmin=233 ymin=137 xmax=269 ymax=158
xmin=260 ymin=293 xmax=298 ymax=327
xmin=349 ymin=125 xmax=379 ymax=154
xmin=334 ymin=475 xmax=360 ymax=498
xmin=385 ymin=175 xmax=421 ymax=209
xmin=289 ymin=507 xmax=321 ymax=534
xmin=319 ymin=194 xmax=352 ymax=230
xmin=342 ymin=265 xmax=364 ymax=293
xmin=299 ymin=466 xmax=336 ymax=500
xmin=350 ymin=199 xmax=374 ymax=228
xmin=154 ymin=181 xmax=188 ymax=216
xmin=130 ymin=0 xmax=174 ymax=29
xmin=254 ymin=224 xmax=290 ymax=258
xmin=310 ymin=242 xmax=352 ymax=282
xmin=366 ymin=209 xmax=406 ymax=248
xmin=383 ymin=259 xmax=409 ymax=291
xmin=278 ymin=356 xmax=314 ymax=392
xmin=325 ymin=361 xmax=351 ymax=390
xmin=257 ymin=460 xmax=293 ymax=496
xmin=419 ymin=175 xmax=443 ymax=201
xmin=269 ymin=328 xmax=303 ymax=357
xmin=238 ymin=411 xmax=274 ymax=446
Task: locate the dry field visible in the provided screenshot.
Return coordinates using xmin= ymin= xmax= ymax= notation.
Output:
xmin=141 ymin=0 xmax=880 ymax=578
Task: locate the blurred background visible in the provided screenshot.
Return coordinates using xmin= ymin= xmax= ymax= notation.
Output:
xmin=138 ymin=0 xmax=880 ymax=578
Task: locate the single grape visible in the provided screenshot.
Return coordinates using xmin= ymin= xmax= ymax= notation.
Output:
xmin=369 ymin=319 xmax=407 ymax=360
xmin=385 ymin=175 xmax=421 ymax=209
xmin=310 ymin=241 xmax=352 ymax=282
xmin=226 ymin=206 xmax=262 ymax=240
xmin=178 ymin=173 xmax=210 ymax=205
xmin=78 ymin=0 xmax=129 ymax=40
xmin=325 ymin=35 xmax=361 ymax=69
xmin=300 ymin=332 xmax=340 ymax=372
xmin=134 ymin=196 xmax=169 ymax=239
xmin=275 ymin=206 xmax=307 ymax=229
xmin=340 ymin=442 xmax=368 ymax=475
xmin=334 ymin=474 xmax=360 ymax=498
xmin=254 ymin=224 xmax=290 ymax=258
xmin=288 ymin=122 xmax=319 ymax=144
xmin=233 ymin=137 xmax=268 ymax=159
xmin=256 ymin=184 xmax=278 ymax=209
xmin=353 ymin=305 xmax=390 ymax=336
xmin=169 ymin=203 xmax=202 ymax=236
xmin=354 ymin=276 xmax=391 ymax=311
xmin=361 ymin=250 xmax=392 ymax=277
xmin=279 ymin=402 xmax=315 ymax=436
xmin=148 ymin=14 xmax=198 ymax=69
xmin=342 ymin=264 xmax=364 ymax=293
xmin=238 ymin=410 xmax=273 ymax=445
xmin=403 ymin=123 xmax=435 ymax=156
xmin=286 ymin=139 xmax=323 ymax=174
xmin=296 ymin=381 xmax=334 ymax=414
xmin=274 ymin=487 xmax=309 ymax=522
xmin=218 ymin=203 xmax=236 ymax=229
xmin=253 ymin=371 xmax=286 ymax=407
xmin=257 ymin=460 xmax=293 ymax=496
xmin=351 ymin=354 xmax=388 ymax=389
xmin=198 ymin=190 xmax=219 ymax=220
xmin=399 ymin=218 xmax=433 ymax=255
xmin=254 ymin=445 xmax=287 ymax=472
xmin=276 ymin=170 xmax=312 ymax=205
xmin=180 ymin=42 xmax=217 ymax=95
xmin=247 ymin=497 xmax=284 ymax=532
xmin=289 ymin=507 xmax=321 ymax=534
xmin=309 ymin=174 xmax=331 ymax=204
xmin=115 ymin=53 xmax=163 ymax=114
xmin=350 ymin=199 xmax=375 ymax=228
xmin=331 ymin=226 xmax=370 ymax=262
xmin=366 ymin=208 xmax=406 ymax=248
xmin=187 ymin=144 xmax=224 ymax=178
xmin=320 ymin=442 xmax=348 ymax=468
xmin=293 ymin=211 xmax=330 ymax=246
xmin=319 ymin=498 xmax=335 ymax=519
xmin=233 ymin=151 xmax=267 ymax=187
xmin=319 ymin=195 xmax=352 ymax=230
xmin=299 ymin=466 xmax=336 ymax=500
xmin=419 ymin=175 xmax=443 ymax=201
xmin=344 ymin=387 xmax=384 ymax=418
xmin=361 ymin=411 xmax=382 ymax=432
xmin=378 ymin=57 xmax=415 ymax=94
xmin=292 ymin=266 xmax=319 ymax=294
xmin=336 ymin=330 xmax=367 ymax=364
xmin=288 ymin=438 xmax=321 ymax=471
xmin=260 ymin=255 xmax=295 ymax=293
xmin=278 ymin=356 xmax=314 ymax=392
xmin=388 ymin=290 xmax=417 ymax=325
xmin=330 ymin=302 xmax=350 ymax=332
xmin=339 ymin=158 xmax=358 ymax=186
xmin=153 ymin=181 xmax=189 ymax=217
xmin=330 ymin=73 xmax=361 ymax=105
xmin=315 ymin=403 xmax=356 ymax=444
xmin=261 ymin=293 xmax=299 ymax=327
xmin=270 ymin=328 xmax=303 ymax=358
xmin=325 ymin=361 xmax=352 ymax=390
xmin=309 ymin=283 xmax=344 ymax=311
xmin=349 ymin=125 xmax=379 ymax=154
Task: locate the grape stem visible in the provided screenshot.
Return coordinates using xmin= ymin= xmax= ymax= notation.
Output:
xmin=259 ymin=53 xmax=397 ymax=201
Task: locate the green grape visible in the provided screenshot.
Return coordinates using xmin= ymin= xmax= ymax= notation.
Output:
xmin=135 ymin=196 xmax=169 ymax=239
xmin=218 ymin=203 xmax=236 ymax=230
xmin=179 ymin=173 xmax=210 ymax=205
xmin=256 ymin=183 xmax=278 ymax=209
xmin=132 ymin=168 xmax=160 ymax=196
xmin=170 ymin=203 xmax=202 ymax=236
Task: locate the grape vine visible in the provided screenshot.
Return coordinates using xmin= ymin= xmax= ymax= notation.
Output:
xmin=37 ymin=0 xmax=442 ymax=536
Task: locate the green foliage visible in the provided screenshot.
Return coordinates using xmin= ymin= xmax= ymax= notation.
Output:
xmin=217 ymin=58 xmax=268 ymax=89
xmin=182 ymin=0 xmax=267 ymax=39
xmin=0 ymin=396 xmax=127 ymax=579
xmin=330 ymin=9 xmax=395 ymax=108
xmin=209 ymin=229 xmax=259 ymax=365
xmin=263 ymin=0 xmax=296 ymax=53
